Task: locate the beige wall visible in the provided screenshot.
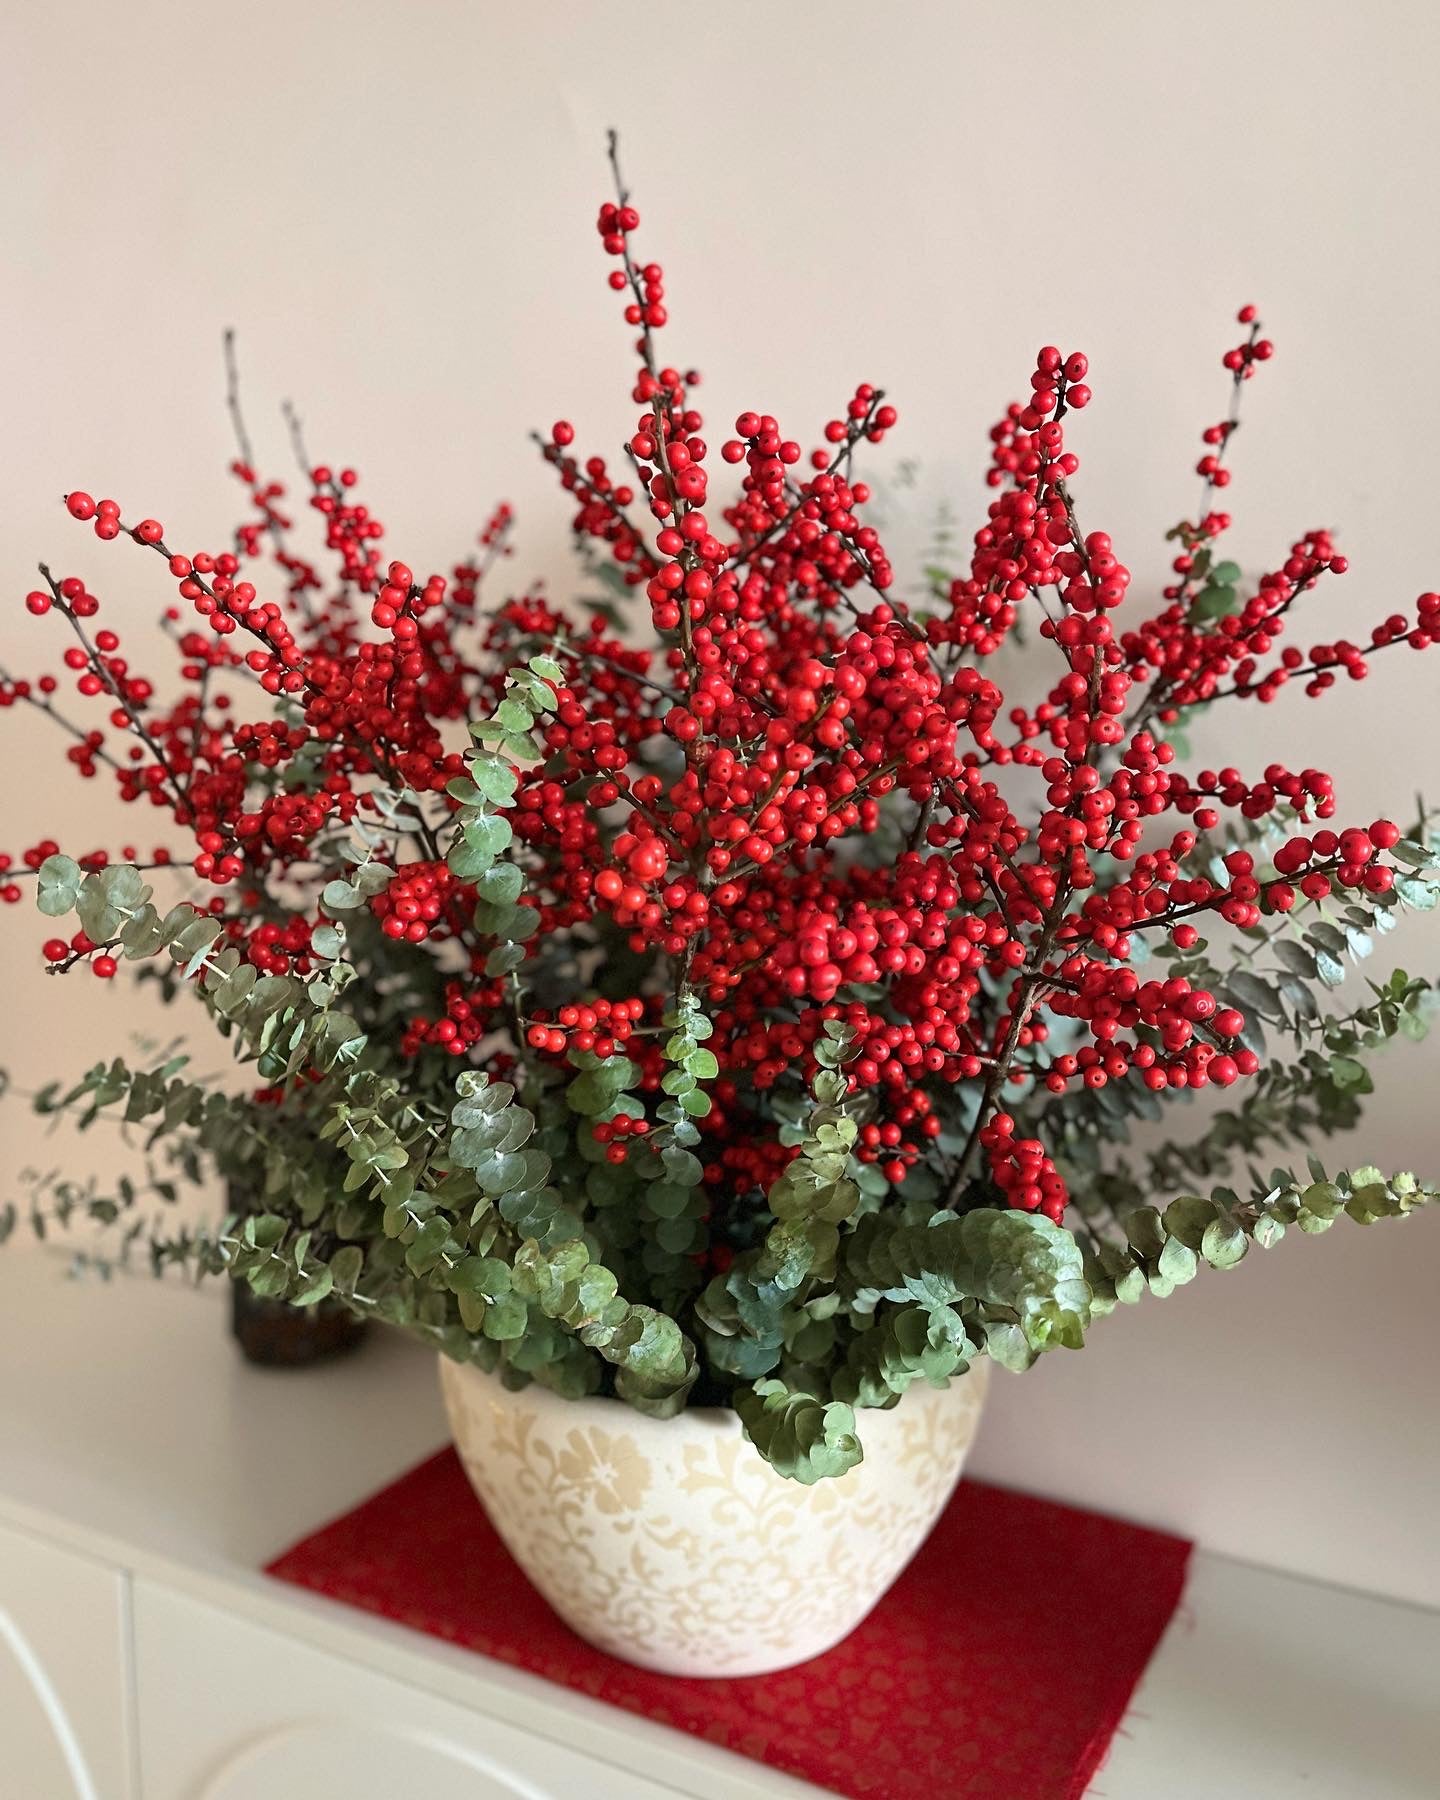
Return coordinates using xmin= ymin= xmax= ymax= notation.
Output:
xmin=4 ymin=1 xmax=1439 ymax=1602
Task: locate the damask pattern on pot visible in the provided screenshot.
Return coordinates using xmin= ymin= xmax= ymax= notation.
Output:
xmin=441 ymin=1357 xmax=989 ymax=1678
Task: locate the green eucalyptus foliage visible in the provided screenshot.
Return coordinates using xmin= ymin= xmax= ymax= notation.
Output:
xmin=9 ymin=717 xmax=1440 ymax=1482
xmin=1083 ymin=1162 xmax=1440 ymax=1312
xmin=733 ymin=1380 xmax=863 ymax=1485
xmin=694 ymin=1026 xmax=865 ymax=1390
xmin=845 ymin=1207 xmax=1091 ymax=1375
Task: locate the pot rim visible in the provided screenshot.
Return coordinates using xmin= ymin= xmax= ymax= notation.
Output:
xmin=441 ymin=1352 xmax=985 ymax=1431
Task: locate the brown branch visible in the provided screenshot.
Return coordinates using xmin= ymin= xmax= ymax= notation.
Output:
xmin=942 ymin=877 xmax=1073 ymax=1207
xmin=0 ymin=662 xmax=124 ymax=772
xmin=605 ymin=128 xmax=661 ymax=384
xmin=529 ymin=431 xmax=656 ymax=574
xmin=38 ymin=565 xmax=193 ymax=816
xmin=223 ymin=328 xmax=258 ymax=476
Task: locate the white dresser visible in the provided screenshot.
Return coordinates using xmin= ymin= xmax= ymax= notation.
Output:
xmin=1 ymin=1247 xmax=1436 ymax=1799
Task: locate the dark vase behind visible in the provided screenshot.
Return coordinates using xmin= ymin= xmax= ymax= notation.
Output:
xmin=227 ymin=1184 xmax=368 ymax=1367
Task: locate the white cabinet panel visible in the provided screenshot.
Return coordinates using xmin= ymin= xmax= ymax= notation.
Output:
xmin=0 ymin=1520 xmax=133 ymax=1800
xmin=134 ymin=1580 xmax=686 ymax=1800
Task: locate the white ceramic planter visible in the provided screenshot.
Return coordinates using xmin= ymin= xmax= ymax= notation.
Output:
xmin=440 ymin=1356 xmax=988 ymax=1677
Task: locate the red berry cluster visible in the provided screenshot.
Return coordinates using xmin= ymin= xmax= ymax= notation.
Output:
xmin=591 ymin=1111 xmax=653 ymax=1165
xmin=980 ymin=1114 xmax=1068 ymax=1219
xmin=5 ymin=177 xmax=1433 ymax=1233
xmin=400 ymin=976 xmax=508 ymax=1058
xmin=372 ymin=861 xmax=465 ymax=944
xmin=525 ymin=996 xmax=644 ymax=1057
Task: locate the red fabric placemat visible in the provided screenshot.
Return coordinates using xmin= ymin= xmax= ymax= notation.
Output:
xmin=267 ymin=1446 xmax=1189 ymax=1800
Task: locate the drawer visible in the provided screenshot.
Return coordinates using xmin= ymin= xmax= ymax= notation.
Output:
xmin=133 ymin=1579 xmax=686 ymax=1800
xmin=0 ymin=1519 xmax=133 ymax=1800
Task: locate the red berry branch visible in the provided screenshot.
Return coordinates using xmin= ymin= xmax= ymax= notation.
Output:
xmin=5 ymin=151 xmax=1437 ymax=1232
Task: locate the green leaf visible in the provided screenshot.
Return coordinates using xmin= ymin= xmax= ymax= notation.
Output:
xmin=468 ymin=813 xmax=514 ymax=863
xmin=449 ymin=1254 xmax=512 ymax=1298
xmin=1313 ymin=949 xmax=1346 ymax=987
xmin=1305 ymin=921 xmax=1348 ymax=958
xmin=495 ymin=697 xmax=533 ymax=734
xmin=1190 ymin=583 xmax=1238 ymax=622
xmin=291 ymin=1264 xmax=335 ymax=1306
xmin=476 ymin=863 xmax=524 ymax=906
xmin=1200 ymin=1216 xmax=1249 ymax=1269
xmin=1157 ymin=1234 xmax=1198 ymax=1287
xmin=1273 ymin=940 xmax=1317 ymax=981
xmin=660 ymin=1145 xmax=703 ymax=1187
xmin=469 ymin=757 xmax=519 ymax=805
xmin=444 ymin=837 xmax=490 ymax=881
xmin=1162 ymin=1194 xmax=1218 ymax=1251
xmin=1227 ymin=971 xmax=1285 ymax=1021
xmin=1397 ymin=876 xmax=1438 ymax=911
xmin=120 ymin=904 xmax=165 ymax=959
xmin=482 ymin=1294 xmax=529 ymax=1339
xmin=485 ymin=942 xmax=526 ymax=977
xmin=75 ymin=866 xmax=151 ymax=943
xmin=507 ymin=905 xmax=542 ymax=942
xmin=214 ymin=963 xmax=259 ymax=1017
xmin=1329 ymin=1055 xmax=1370 ymax=1091
xmin=405 ymin=1215 xmax=453 ymax=1276
xmin=329 ymin=1246 xmax=364 ymax=1296
xmin=36 ymin=854 xmax=83 ymax=917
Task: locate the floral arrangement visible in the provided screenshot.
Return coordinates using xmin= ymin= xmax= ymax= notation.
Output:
xmin=4 ymin=138 xmax=1438 ymax=1482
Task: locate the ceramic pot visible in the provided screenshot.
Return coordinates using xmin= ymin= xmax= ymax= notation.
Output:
xmin=440 ymin=1356 xmax=988 ymax=1677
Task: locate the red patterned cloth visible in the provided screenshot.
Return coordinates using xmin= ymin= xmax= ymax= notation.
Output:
xmin=267 ymin=1447 xmax=1189 ymax=1799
